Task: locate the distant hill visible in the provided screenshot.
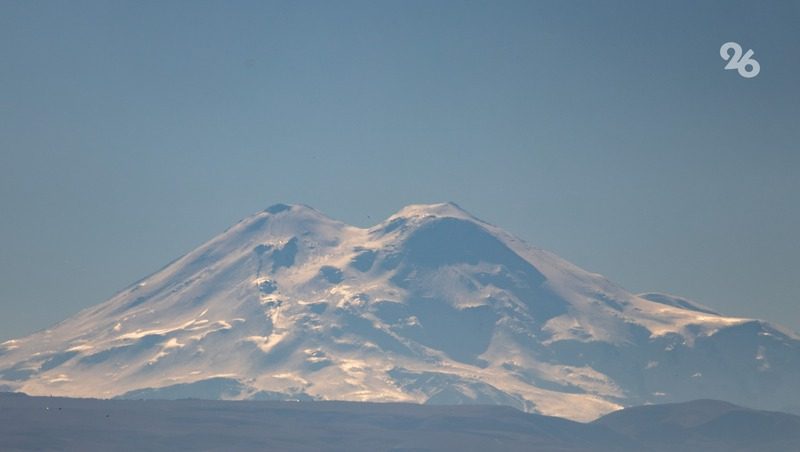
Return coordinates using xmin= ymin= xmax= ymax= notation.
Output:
xmin=593 ymin=399 xmax=800 ymax=451
xmin=1 ymin=393 xmax=798 ymax=451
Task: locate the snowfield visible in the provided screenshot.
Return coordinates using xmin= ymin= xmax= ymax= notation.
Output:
xmin=1 ymin=203 xmax=798 ymax=421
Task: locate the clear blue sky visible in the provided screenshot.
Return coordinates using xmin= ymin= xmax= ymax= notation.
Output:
xmin=1 ymin=0 xmax=798 ymax=340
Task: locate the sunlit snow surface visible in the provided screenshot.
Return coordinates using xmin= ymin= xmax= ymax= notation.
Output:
xmin=1 ymin=203 xmax=799 ymax=421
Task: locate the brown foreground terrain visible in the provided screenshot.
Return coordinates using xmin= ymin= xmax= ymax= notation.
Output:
xmin=1 ymin=393 xmax=799 ymax=451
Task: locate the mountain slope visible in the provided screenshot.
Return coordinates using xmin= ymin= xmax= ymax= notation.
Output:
xmin=1 ymin=203 xmax=798 ymax=421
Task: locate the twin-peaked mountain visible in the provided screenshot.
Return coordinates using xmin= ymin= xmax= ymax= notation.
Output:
xmin=1 ymin=203 xmax=798 ymax=421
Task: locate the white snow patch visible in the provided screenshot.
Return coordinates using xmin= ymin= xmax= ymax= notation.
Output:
xmin=48 ymin=374 xmax=71 ymax=384
xmin=246 ymin=333 xmax=287 ymax=353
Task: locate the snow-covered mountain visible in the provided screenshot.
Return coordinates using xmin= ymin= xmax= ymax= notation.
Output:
xmin=1 ymin=203 xmax=798 ymax=421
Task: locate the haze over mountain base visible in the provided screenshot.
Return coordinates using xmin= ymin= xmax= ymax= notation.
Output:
xmin=1 ymin=394 xmax=798 ymax=452
xmin=1 ymin=203 xmax=799 ymax=421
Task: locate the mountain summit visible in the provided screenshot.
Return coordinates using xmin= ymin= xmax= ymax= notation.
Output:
xmin=1 ymin=203 xmax=798 ymax=421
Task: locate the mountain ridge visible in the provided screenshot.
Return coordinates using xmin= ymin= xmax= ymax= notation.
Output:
xmin=2 ymin=393 xmax=799 ymax=451
xmin=1 ymin=203 xmax=798 ymax=421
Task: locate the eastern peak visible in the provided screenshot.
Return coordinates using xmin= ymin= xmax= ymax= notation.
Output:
xmin=386 ymin=202 xmax=479 ymax=223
